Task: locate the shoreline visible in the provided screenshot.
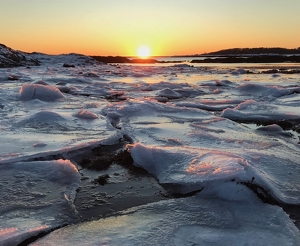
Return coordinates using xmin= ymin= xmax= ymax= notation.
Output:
xmin=91 ymin=55 xmax=300 ymax=64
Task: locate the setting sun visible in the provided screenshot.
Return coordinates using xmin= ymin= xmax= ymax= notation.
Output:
xmin=137 ymin=46 xmax=151 ymax=59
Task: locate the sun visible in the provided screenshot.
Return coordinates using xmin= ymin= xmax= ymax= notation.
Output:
xmin=137 ymin=46 xmax=151 ymax=59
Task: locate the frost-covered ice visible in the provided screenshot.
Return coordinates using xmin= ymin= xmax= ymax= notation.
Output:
xmin=221 ymin=98 xmax=300 ymax=122
xmin=32 ymin=190 xmax=300 ymax=246
xmin=19 ymin=83 xmax=65 ymax=101
xmin=104 ymin=98 xmax=300 ymax=203
xmin=0 ymin=47 xmax=300 ymax=244
xmin=0 ymin=159 xmax=80 ymax=246
xmin=0 ymin=88 xmax=121 ymax=164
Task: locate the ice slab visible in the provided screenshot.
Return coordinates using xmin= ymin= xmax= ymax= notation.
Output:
xmin=0 ymin=85 xmax=122 ymax=164
xmin=19 ymin=83 xmax=65 ymax=101
xmin=104 ymin=100 xmax=300 ymax=203
xmin=103 ymin=99 xmax=215 ymax=146
xmin=221 ymin=99 xmax=300 ymax=122
xmin=32 ymin=191 xmax=300 ymax=246
xmin=128 ymin=143 xmax=300 ymax=204
xmin=0 ymin=108 xmax=121 ymax=164
xmin=236 ymin=83 xmax=300 ymax=99
xmin=0 ymin=159 xmax=80 ymax=246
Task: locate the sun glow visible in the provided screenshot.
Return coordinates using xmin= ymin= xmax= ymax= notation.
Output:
xmin=137 ymin=46 xmax=151 ymax=59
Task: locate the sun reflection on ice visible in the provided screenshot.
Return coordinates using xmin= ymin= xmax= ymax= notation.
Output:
xmin=0 ymin=228 xmax=19 ymax=238
xmin=186 ymin=154 xmax=248 ymax=178
xmin=187 ymin=159 xmax=213 ymax=175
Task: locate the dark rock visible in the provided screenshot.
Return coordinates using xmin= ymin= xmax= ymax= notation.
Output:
xmin=57 ymin=86 xmax=70 ymax=93
xmin=91 ymin=56 xmax=160 ymax=64
xmin=204 ymin=47 xmax=300 ymax=56
xmin=7 ymin=75 xmax=19 ymax=81
xmin=63 ymin=63 xmax=75 ymax=68
xmin=191 ymin=55 xmax=300 ymax=64
xmin=92 ymin=174 xmax=110 ymax=186
xmin=113 ymin=150 xmax=148 ymax=174
xmin=79 ymin=156 xmax=112 ymax=171
xmin=130 ymin=58 xmax=159 ymax=63
xmin=0 ymin=43 xmax=40 ymax=68
xmin=91 ymin=56 xmax=131 ymax=64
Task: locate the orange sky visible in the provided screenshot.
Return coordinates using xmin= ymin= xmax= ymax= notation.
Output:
xmin=1 ymin=0 xmax=300 ymax=56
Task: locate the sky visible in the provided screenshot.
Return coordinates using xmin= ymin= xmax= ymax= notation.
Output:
xmin=1 ymin=0 xmax=300 ymax=56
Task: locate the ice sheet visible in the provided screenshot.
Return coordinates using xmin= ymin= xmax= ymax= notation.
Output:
xmin=0 ymin=50 xmax=300 ymax=244
xmin=128 ymin=142 xmax=300 ymax=203
xmin=0 ymin=159 xmax=80 ymax=246
xmin=103 ymin=99 xmax=299 ymax=203
xmin=32 ymin=192 xmax=300 ymax=246
xmin=0 ymin=89 xmax=122 ymax=164
xmin=221 ymin=99 xmax=300 ymax=122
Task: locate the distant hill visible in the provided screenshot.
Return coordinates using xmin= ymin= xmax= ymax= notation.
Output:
xmin=0 ymin=44 xmax=40 ymax=68
xmin=91 ymin=56 xmax=131 ymax=63
xmin=91 ymin=56 xmax=161 ymax=64
xmin=191 ymin=55 xmax=300 ymax=64
xmin=204 ymin=47 xmax=300 ymax=56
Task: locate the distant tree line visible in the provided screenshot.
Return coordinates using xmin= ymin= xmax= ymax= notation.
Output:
xmin=191 ymin=55 xmax=300 ymax=63
xmin=204 ymin=47 xmax=300 ymax=56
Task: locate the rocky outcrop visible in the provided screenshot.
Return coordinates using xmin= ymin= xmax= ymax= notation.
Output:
xmin=204 ymin=47 xmax=300 ymax=56
xmin=0 ymin=44 xmax=40 ymax=68
xmin=91 ymin=56 xmax=131 ymax=63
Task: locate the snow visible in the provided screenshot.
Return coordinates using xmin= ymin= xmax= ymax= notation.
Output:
xmin=0 ymin=47 xmax=299 ymax=244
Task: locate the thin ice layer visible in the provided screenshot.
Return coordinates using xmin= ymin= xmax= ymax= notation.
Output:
xmin=128 ymin=143 xmax=250 ymax=187
xmin=0 ymin=108 xmax=121 ymax=164
xmin=221 ymin=99 xmax=300 ymax=122
xmin=32 ymin=190 xmax=300 ymax=246
xmin=128 ymin=141 xmax=300 ymax=204
xmin=0 ymin=159 xmax=81 ymax=246
xmin=105 ymin=100 xmax=300 ymax=203
xmin=128 ymin=143 xmax=275 ymax=197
